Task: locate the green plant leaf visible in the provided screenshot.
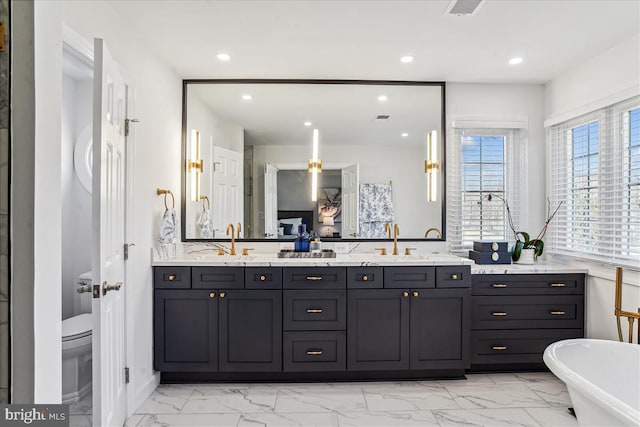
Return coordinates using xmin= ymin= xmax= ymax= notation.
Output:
xmin=512 ymin=240 xmax=523 ymax=261
xmin=516 ymin=231 xmax=530 ymax=245
xmin=532 ymin=239 xmax=544 ymax=256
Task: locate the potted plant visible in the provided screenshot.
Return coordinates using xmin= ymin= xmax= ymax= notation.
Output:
xmin=484 ymin=193 xmax=562 ymax=263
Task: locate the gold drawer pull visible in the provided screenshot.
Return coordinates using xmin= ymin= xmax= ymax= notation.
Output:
xmin=306 ymin=308 xmax=323 ymax=314
xmin=492 ymin=346 xmax=507 ymax=351
xmin=492 ymin=283 xmax=507 ymax=288
xmin=168 ymin=274 xmax=176 ymax=281
xmin=549 ymin=283 xmax=566 ymax=287
xmin=259 ymin=275 xmax=267 ymax=281
xmin=219 ymin=292 xmax=226 ymax=298
xmin=362 ymin=275 xmax=369 ymax=281
xmin=413 ymin=291 xmax=419 ymax=297
xmin=402 ymin=291 xmax=409 ymax=298
xmin=451 ymin=274 xmax=458 ymax=280
xmin=550 ymin=311 xmax=566 ymax=315
xmin=306 ymin=276 xmax=323 ymax=281
xmin=209 ymin=292 xmax=216 ymax=299
xmin=306 ymin=350 xmax=323 ymax=355
xmin=492 ymin=312 xmax=507 ymax=316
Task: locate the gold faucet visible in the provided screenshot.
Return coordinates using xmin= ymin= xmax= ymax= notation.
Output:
xmin=236 ymin=223 xmax=242 ymax=239
xmin=425 ymin=227 xmax=442 ymax=239
xmin=393 ymin=224 xmax=400 ymax=255
xmin=384 ymin=223 xmax=392 ymax=239
xmin=226 ymin=223 xmax=236 ymax=255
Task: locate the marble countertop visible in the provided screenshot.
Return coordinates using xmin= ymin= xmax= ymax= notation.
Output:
xmin=471 ymin=262 xmax=588 ymax=274
xmin=152 ymin=252 xmax=475 ymax=267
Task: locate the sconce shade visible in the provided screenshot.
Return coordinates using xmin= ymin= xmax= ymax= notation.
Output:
xmin=189 ymin=129 xmax=202 ymax=202
xmin=425 ymin=130 xmax=439 ymax=202
xmin=309 ymin=128 xmax=322 ymax=201
xmin=322 ymin=216 xmax=335 ymax=225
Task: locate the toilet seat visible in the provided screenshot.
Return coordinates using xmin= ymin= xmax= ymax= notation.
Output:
xmin=63 ymin=313 xmax=92 ymax=341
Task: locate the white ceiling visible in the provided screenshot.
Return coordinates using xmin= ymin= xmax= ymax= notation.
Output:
xmin=110 ymin=0 xmax=640 ymax=84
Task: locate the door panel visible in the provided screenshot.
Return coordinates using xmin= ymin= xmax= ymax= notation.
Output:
xmin=347 ymin=289 xmax=409 ymax=370
xmin=264 ymin=163 xmax=278 ymax=238
xmin=212 ymin=145 xmax=243 ymax=237
xmin=341 ymin=164 xmax=359 ymax=238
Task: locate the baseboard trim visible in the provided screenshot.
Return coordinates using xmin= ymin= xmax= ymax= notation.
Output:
xmin=128 ymin=371 xmax=160 ymax=417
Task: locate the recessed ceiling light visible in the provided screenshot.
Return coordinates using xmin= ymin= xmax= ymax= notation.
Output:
xmin=304 ymin=121 xmax=312 ymax=127
xmin=400 ymin=56 xmax=414 ymax=63
xmin=217 ymin=53 xmax=231 ymax=61
xmin=401 ymin=132 xmax=409 ymax=137
xmin=378 ymin=95 xmax=388 ymax=102
xmin=509 ymin=57 xmax=523 ymax=65
xmin=242 ymin=94 xmax=252 ymax=100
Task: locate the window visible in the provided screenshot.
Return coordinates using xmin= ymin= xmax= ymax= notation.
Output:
xmin=548 ymin=97 xmax=640 ymax=264
xmin=448 ymin=127 xmax=525 ymax=251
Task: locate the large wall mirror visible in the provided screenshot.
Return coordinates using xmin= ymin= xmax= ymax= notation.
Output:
xmin=181 ymin=80 xmax=446 ymax=241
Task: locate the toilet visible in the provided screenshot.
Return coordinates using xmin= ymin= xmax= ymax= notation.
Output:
xmin=62 ymin=272 xmax=93 ymax=404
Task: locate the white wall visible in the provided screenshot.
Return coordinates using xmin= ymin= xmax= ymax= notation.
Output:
xmin=544 ymin=33 xmax=640 ymax=342
xmin=34 ymin=0 xmax=181 ymax=409
xmin=447 ymin=83 xmax=546 ymax=235
xmin=61 ymin=74 xmax=92 ymax=319
xmin=545 ymin=34 xmax=640 ymax=125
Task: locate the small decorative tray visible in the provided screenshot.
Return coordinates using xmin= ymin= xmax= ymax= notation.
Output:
xmin=277 ymin=249 xmax=336 ymax=258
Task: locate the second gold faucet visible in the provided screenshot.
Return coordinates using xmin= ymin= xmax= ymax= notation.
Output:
xmin=226 ymin=223 xmax=236 ymax=255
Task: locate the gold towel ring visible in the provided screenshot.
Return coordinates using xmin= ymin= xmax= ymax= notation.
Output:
xmin=199 ymin=195 xmax=210 ymax=210
xmin=156 ymin=188 xmax=175 ymax=210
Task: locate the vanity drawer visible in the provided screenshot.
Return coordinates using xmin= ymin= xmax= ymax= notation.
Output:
xmin=472 ymin=274 xmax=585 ymax=296
xmin=154 ymin=267 xmax=191 ymax=289
xmin=472 ymin=295 xmax=584 ymax=329
xmin=283 ymin=267 xmax=346 ymax=289
xmin=283 ymin=331 xmax=346 ymax=371
xmin=384 ymin=266 xmax=435 ymax=289
xmin=192 ymin=267 xmax=244 ymax=289
xmin=471 ymin=329 xmax=584 ymax=365
xmin=436 ymin=266 xmax=471 ymax=288
xmin=347 ymin=267 xmax=383 ymax=289
xmin=283 ymin=290 xmax=346 ymax=330
xmin=245 ymin=267 xmax=282 ymax=289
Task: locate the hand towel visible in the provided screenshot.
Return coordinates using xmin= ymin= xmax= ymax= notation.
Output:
xmin=197 ymin=208 xmax=214 ymax=238
xmin=158 ymin=208 xmax=178 ymax=244
xmin=359 ymin=183 xmax=394 ymax=238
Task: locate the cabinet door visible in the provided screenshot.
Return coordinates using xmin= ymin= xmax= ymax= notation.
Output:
xmin=410 ymin=289 xmax=470 ymax=370
xmin=347 ymin=289 xmax=410 ymax=371
xmin=154 ymin=290 xmax=218 ymax=371
xmin=218 ymin=290 xmax=282 ymax=372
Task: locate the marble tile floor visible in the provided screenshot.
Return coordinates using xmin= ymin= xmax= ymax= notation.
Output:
xmin=77 ymin=372 xmax=580 ymax=426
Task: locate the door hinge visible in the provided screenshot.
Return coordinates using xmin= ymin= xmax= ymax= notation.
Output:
xmin=125 ymin=367 xmax=130 ymax=384
xmin=124 ymin=243 xmax=135 ymax=260
xmin=124 ymin=118 xmax=139 ymax=137
xmin=92 ymin=284 xmax=101 ymax=299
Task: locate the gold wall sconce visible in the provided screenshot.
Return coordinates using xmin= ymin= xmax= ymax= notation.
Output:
xmin=308 ymin=128 xmax=322 ymax=201
xmin=188 ymin=129 xmax=203 ymax=202
xmin=425 ymin=130 xmax=440 ymax=202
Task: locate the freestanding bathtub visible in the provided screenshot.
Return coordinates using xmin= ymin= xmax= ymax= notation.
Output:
xmin=544 ymin=339 xmax=640 ymax=426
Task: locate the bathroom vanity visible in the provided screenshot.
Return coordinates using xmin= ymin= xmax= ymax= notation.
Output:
xmin=153 ymin=256 xmax=473 ymax=382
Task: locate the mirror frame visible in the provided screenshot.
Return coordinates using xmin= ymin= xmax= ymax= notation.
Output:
xmin=181 ymin=79 xmax=446 ymax=242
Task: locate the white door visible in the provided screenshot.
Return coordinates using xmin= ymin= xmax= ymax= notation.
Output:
xmin=92 ymin=38 xmax=127 ymax=427
xmin=212 ymin=145 xmax=243 ymax=237
xmin=264 ymin=163 xmax=278 ymax=238
xmin=341 ymin=164 xmax=359 ymax=238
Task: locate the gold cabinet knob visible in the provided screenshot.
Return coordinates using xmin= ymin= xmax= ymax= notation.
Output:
xmin=219 ymin=292 xmax=226 ymax=298
xmin=209 ymin=292 xmax=216 ymax=299
xmin=168 ymin=274 xmax=176 ymax=281
xmin=402 ymin=291 xmax=409 ymax=298
xmin=259 ymin=275 xmax=267 ymax=281
xmin=412 ymin=291 xmax=419 ymax=297
xmin=451 ymin=274 xmax=458 ymax=280
xmin=362 ymin=275 xmax=369 ymax=281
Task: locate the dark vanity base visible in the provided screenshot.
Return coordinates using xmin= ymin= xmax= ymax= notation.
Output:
xmin=160 ymin=369 xmax=467 ymax=384
xmin=467 ymin=363 xmax=549 ymax=373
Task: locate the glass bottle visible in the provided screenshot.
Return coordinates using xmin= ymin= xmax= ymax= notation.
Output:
xmin=294 ymin=224 xmax=310 ymax=252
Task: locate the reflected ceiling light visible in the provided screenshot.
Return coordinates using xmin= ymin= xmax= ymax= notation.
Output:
xmin=308 ymin=129 xmax=322 ymax=202
xmin=216 ymin=53 xmax=231 ymax=61
xmin=425 ymin=130 xmax=440 ymax=202
xmin=400 ymin=55 xmax=414 ymax=63
xmin=304 ymin=121 xmax=312 ymax=127
xmin=401 ymin=132 xmax=409 ymax=137
xmin=242 ymin=94 xmax=252 ymax=100
xmin=188 ymin=129 xmax=203 ymax=202
xmin=378 ymin=95 xmax=388 ymax=101
xmin=508 ymin=57 xmax=523 ymax=65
